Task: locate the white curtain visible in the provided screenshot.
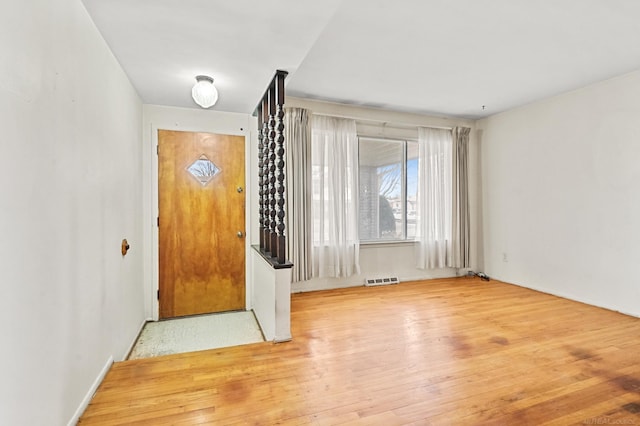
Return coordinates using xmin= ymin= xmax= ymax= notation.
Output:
xmin=285 ymin=108 xmax=312 ymax=282
xmin=311 ymin=115 xmax=360 ymax=278
xmin=416 ymin=127 xmax=453 ymax=269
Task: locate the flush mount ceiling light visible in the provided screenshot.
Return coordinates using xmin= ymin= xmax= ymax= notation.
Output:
xmin=191 ymin=75 xmax=218 ymax=108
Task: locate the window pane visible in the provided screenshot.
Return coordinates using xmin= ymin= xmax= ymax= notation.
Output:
xmin=406 ymin=141 xmax=418 ymax=239
xmin=359 ymin=138 xmax=403 ymax=240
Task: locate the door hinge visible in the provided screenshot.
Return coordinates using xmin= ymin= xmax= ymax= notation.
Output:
xmin=157 ymin=217 xmax=159 ymax=227
xmin=157 ymin=289 xmax=160 ymax=300
xmin=156 ymin=145 xmax=159 ymax=155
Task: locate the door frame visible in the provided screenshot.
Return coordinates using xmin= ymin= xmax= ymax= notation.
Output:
xmin=143 ymin=107 xmax=255 ymax=321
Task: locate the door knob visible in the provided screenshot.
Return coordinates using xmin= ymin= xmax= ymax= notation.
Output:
xmin=237 ymin=186 xmax=243 ymax=193
xmin=237 ymin=231 xmax=244 ymax=238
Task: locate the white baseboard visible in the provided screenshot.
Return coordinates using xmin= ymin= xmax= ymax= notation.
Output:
xmin=291 ymin=270 xmax=459 ymax=293
xmin=494 ymin=276 xmax=640 ymax=319
xmin=67 ymin=355 xmax=113 ymax=426
xmin=122 ymin=318 xmax=150 ymax=361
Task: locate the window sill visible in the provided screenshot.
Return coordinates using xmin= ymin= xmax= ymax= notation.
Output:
xmin=360 ymin=240 xmax=415 ymax=249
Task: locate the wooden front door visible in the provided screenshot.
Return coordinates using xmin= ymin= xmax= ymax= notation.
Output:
xmin=158 ymin=130 xmax=245 ymax=318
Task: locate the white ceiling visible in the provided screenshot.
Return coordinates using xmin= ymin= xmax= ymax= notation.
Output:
xmin=82 ymin=0 xmax=640 ymax=119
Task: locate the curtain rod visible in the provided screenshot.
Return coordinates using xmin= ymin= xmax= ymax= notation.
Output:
xmin=309 ymin=111 xmax=453 ymax=131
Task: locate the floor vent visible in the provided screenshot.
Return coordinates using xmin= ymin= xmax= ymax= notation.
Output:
xmin=365 ymin=276 xmax=400 ymax=286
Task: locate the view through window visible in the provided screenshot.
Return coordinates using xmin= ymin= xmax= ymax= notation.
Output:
xmin=358 ymin=137 xmax=418 ymax=242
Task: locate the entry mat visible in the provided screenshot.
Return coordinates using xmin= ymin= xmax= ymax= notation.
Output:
xmin=128 ymin=310 xmax=265 ymax=360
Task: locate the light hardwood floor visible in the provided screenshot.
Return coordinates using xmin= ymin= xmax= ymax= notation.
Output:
xmin=80 ymin=277 xmax=640 ymax=425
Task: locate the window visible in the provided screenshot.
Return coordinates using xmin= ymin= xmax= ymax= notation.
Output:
xmin=358 ymin=137 xmax=418 ymax=242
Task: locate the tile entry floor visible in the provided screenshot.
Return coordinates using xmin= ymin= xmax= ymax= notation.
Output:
xmin=128 ymin=310 xmax=265 ymax=360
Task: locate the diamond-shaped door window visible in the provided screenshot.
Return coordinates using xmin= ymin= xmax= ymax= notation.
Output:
xmin=187 ymin=155 xmax=220 ymax=186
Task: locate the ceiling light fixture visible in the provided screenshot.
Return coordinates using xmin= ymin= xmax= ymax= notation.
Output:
xmin=191 ymin=75 xmax=218 ymax=108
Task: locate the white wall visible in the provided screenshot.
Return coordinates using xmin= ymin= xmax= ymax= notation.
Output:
xmin=141 ymin=105 xmax=256 ymax=320
xmin=478 ymin=70 xmax=640 ymax=317
xmin=250 ymin=248 xmax=292 ymax=342
xmin=0 ymin=1 xmax=144 ymax=425
xmin=285 ymin=98 xmax=480 ymax=291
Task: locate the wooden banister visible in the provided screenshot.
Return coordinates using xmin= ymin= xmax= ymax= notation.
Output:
xmin=254 ymin=70 xmax=290 ymax=267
